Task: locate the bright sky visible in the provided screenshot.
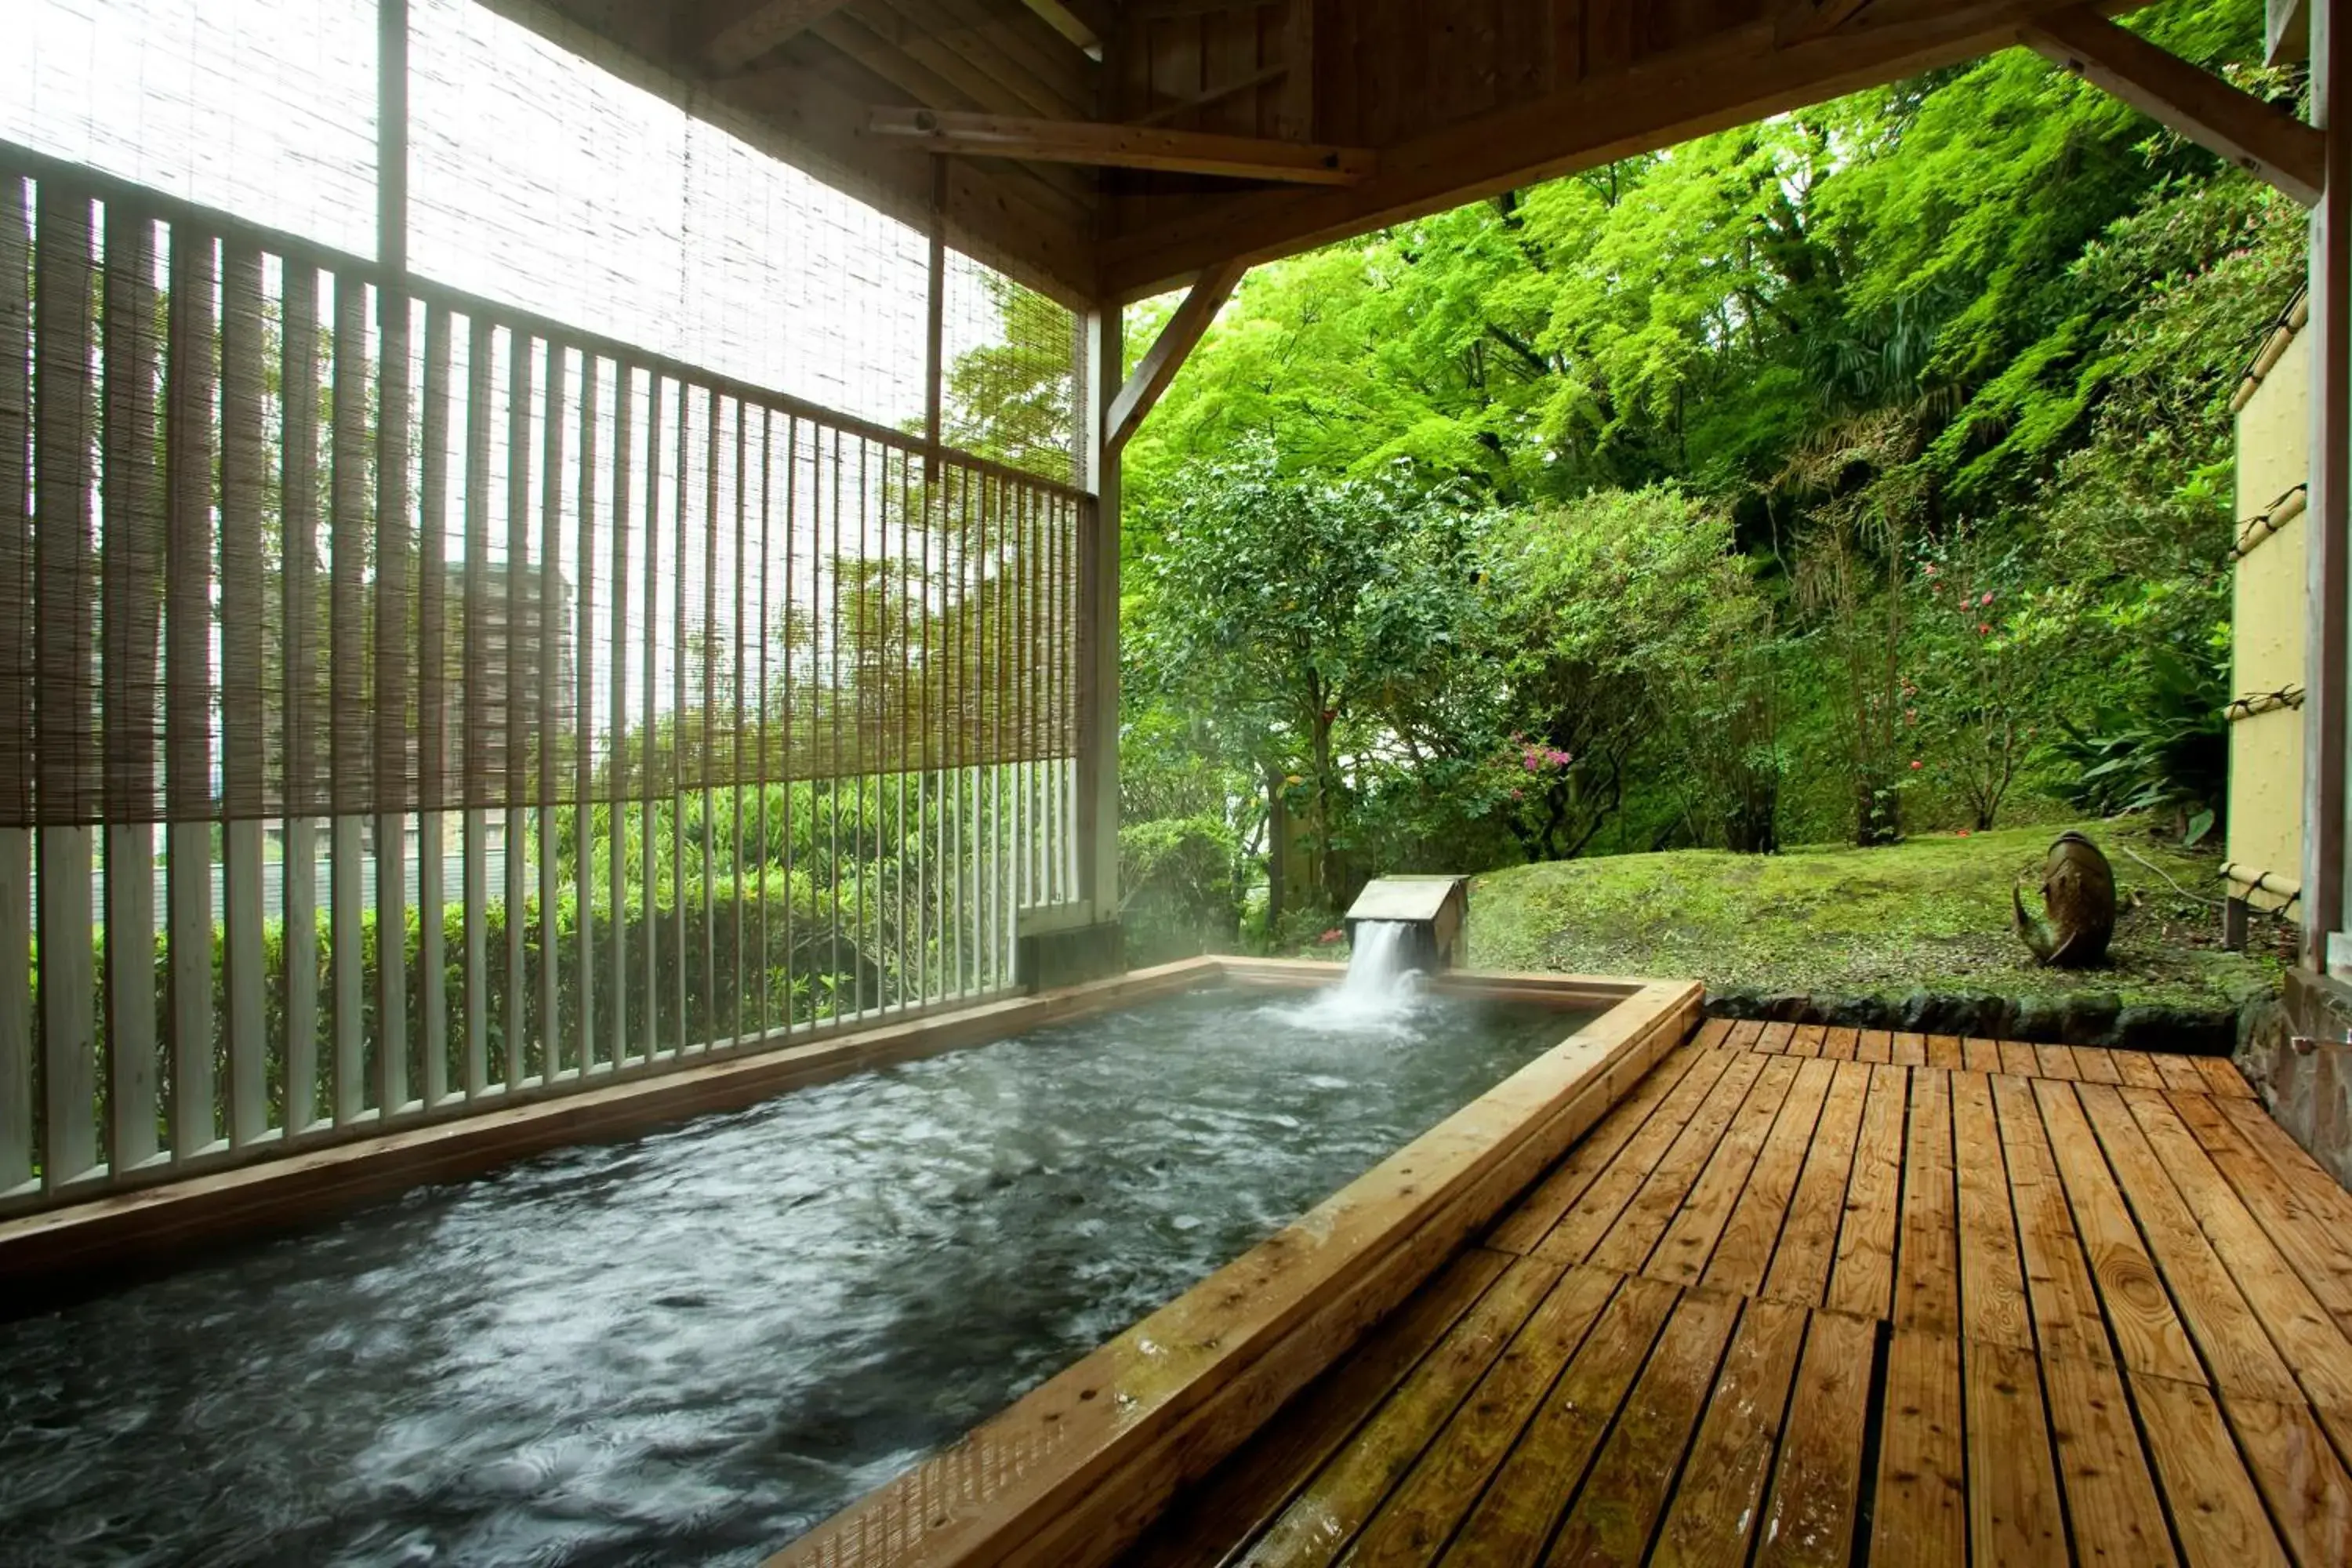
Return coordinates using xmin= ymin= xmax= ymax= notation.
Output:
xmin=0 ymin=0 xmax=982 ymax=430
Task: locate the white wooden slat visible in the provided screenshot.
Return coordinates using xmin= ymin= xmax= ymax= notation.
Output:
xmin=0 ymin=167 xmax=31 ymax=1193
xmin=279 ymin=265 xmax=321 ymax=1138
xmin=330 ymin=815 xmax=365 ymax=1123
xmin=39 ymin=829 xmax=96 ymax=1188
xmin=608 ymin=363 xmax=631 ymax=1073
xmin=539 ymin=343 xmax=564 ymax=1080
xmin=100 ymin=198 xmax=161 ymax=1174
xmin=416 ymin=303 xmax=452 ymax=1107
xmin=220 ymin=241 xmax=270 ymax=1147
xmin=163 ymin=221 xmax=216 ymax=1158
xmin=503 ymin=327 xmax=529 ymax=1090
xmin=573 ymin=351 xmax=597 ymax=1075
xmin=463 ymin=313 xmax=492 ymax=1097
xmin=644 ymin=375 xmax=665 ymax=1061
xmin=0 ymin=831 xmax=29 ymax=1192
xmin=328 ymin=274 xmax=369 ymax=1127
xmin=374 ymin=287 xmax=412 ymax=1116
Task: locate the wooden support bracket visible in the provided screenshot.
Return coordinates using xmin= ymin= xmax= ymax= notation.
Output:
xmin=1105 ymin=259 xmax=1248 ymax=453
xmin=701 ymin=0 xmax=856 ymax=74
xmin=2025 ymin=6 xmax=2324 ymax=206
xmin=867 ymin=107 xmax=1374 ymax=183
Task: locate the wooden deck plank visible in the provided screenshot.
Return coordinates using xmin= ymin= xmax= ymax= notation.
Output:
xmin=1577 ymin=1052 xmax=1770 ymax=1274
xmin=2042 ymin=1352 xmax=2175 ymax=1565
xmin=1964 ymin=1338 xmax=2068 ymax=1566
xmin=1926 ymin=1036 xmax=1965 ymax=1070
xmin=2033 ymin=1078 xmax=2206 ymax=1385
xmin=1340 ymin=1265 xmax=1621 ymax=1568
xmin=2214 ymin=1096 xmax=2352 ymax=1240
xmin=2130 ymin=1372 xmax=2291 ymax=1568
xmin=1436 ymin=1275 xmax=1679 ymax=1567
xmin=1722 ymin=1019 xmax=1765 ymax=1051
xmin=2153 ymin=1053 xmax=2211 ymax=1094
xmin=1962 ymin=1038 xmax=2004 ymax=1075
xmin=1820 ymin=1028 xmax=1860 ymax=1062
xmin=1486 ymin=1044 xmax=1717 ymax=1255
xmin=1240 ymin=1256 xmax=1566 ymax=1566
xmin=1896 ymin=1067 xmax=1962 ymax=1338
xmin=1752 ymin=1308 xmax=1874 ymax=1568
xmin=2194 ymin=1056 xmax=2254 ymax=1099
xmin=2111 ymin=1051 xmax=2169 ymax=1091
xmin=1786 ymin=1025 xmax=1828 ymax=1060
xmin=1121 ymin=1250 xmax=1514 ymax=1568
xmin=1757 ymin=1022 xmax=1796 ymax=1054
xmin=1951 ymin=1072 xmax=2034 ymax=1350
xmin=1543 ymin=1290 xmax=1741 ymax=1564
xmin=2071 ymin=1046 xmax=2124 ymax=1086
xmin=2223 ymin=1392 xmax=2352 ymax=1568
xmin=1855 ymin=1030 xmax=1893 ymax=1065
xmin=2034 ymin=1043 xmax=2080 ymax=1081
xmin=1650 ymin=1298 xmax=1809 ymax=1568
xmin=1702 ymin=1058 xmax=1837 ymax=1301
xmin=1648 ymin=1056 xmax=1802 ymax=1287
xmin=1534 ymin=1048 xmax=1759 ymax=1269
xmin=2121 ymin=1087 xmax=2352 ymax=1421
xmin=1760 ymin=1062 xmax=1871 ymax=1309
xmin=1824 ymin=1063 xmax=1907 ymax=1323
xmin=1869 ymin=1331 xmax=1965 ymax=1568
xmin=1892 ymin=1033 xmax=1928 ymax=1067
xmin=2169 ymin=1091 xmax=2352 ymax=1341
xmin=2078 ymin=1082 xmax=2303 ymax=1405
xmin=1991 ymin=1073 xmax=2111 ymax=1367
xmin=1997 ymin=1040 xmax=2040 ymax=1078
xmin=1693 ymin=1018 xmax=1734 ymax=1051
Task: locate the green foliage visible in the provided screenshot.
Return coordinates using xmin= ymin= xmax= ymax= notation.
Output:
xmin=1118 ymin=0 xmax=2292 ymax=923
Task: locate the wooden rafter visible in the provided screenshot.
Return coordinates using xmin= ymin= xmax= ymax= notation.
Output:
xmin=1106 ymin=260 xmax=1247 ymax=453
xmin=702 ymin=0 xmax=857 ymax=73
xmin=1017 ymin=0 xmax=1102 ymax=56
xmin=1134 ymin=62 xmax=1289 ymax=128
xmin=2025 ymin=6 xmax=2323 ymax=206
xmin=1780 ymin=0 xmax=1878 ymax=45
xmin=868 ymin=107 xmax=1373 ymax=183
xmin=1098 ymin=0 xmax=2165 ymax=297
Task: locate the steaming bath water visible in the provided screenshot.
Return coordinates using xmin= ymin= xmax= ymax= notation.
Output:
xmin=0 ymin=983 xmax=1593 ymax=1567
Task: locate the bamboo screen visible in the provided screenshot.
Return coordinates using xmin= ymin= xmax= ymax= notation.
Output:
xmin=0 ymin=146 xmax=1087 ymax=1206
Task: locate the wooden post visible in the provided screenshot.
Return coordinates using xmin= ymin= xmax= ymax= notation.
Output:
xmin=2309 ymin=0 xmax=2350 ymax=969
xmin=1079 ymin=302 xmax=1121 ymax=927
xmin=379 ymin=0 xmax=408 ymax=279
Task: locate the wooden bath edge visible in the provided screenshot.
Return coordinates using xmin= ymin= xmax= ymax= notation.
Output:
xmin=762 ymin=972 xmax=1704 ymax=1568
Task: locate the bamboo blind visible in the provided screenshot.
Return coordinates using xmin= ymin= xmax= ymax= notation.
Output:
xmin=0 ymin=143 xmax=1087 ymax=1205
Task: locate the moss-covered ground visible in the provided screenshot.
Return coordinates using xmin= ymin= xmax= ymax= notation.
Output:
xmin=1467 ymin=816 xmax=2288 ymax=1012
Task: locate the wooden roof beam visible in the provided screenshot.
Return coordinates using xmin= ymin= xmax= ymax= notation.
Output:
xmin=2025 ymin=6 xmax=2323 ymax=205
xmin=868 ymin=107 xmax=1374 ymax=183
xmin=701 ymin=0 xmax=857 ymax=74
xmin=1017 ymin=0 xmax=1104 ymax=59
xmin=1106 ymin=260 xmax=1247 ymax=454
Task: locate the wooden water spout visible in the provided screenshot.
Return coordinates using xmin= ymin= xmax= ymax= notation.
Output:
xmin=1345 ymin=876 xmax=1470 ymax=972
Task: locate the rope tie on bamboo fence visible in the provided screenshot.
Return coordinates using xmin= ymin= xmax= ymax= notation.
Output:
xmin=2231 ymin=483 xmax=2308 ymax=561
xmin=2224 ymin=685 xmax=2306 ymax=723
xmin=2231 ymin=288 xmax=2310 ymax=415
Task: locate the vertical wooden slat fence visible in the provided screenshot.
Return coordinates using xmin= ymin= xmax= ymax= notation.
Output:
xmin=0 ymin=142 xmax=1087 ymax=1217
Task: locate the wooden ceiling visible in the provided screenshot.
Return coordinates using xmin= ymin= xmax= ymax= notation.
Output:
xmin=481 ymin=0 xmax=2190 ymax=307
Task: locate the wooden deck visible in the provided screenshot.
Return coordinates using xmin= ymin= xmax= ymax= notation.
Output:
xmin=1123 ymin=1021 xmax=2352 ymax=1566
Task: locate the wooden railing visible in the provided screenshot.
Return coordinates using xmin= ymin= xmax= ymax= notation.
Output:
xmin=0 ymin=140 xmax=1087 ymax=1212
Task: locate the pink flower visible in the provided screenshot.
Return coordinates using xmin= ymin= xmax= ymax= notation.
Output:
xmin=1925 ymin=563 xmax=1939 ymax=576
xmin=1509 ymin=788 xmax=1523 ymax=800
xmin=1957 ymin=829 xmax=1972 ymax=837
xmin=1523 ymin=751 xmax=1541 ymax=771
xmin=1977 ymin=622 xmax=1991 ymax=636
xmin=1910 ymin=759 xmax=1923 ymax=771
xmin=1548 ymin=748 xmax=1572 ymax=768
xmin=1318 ymin=927 xmax=1345 ymax=945
xmin=1979 ymin=590 xmax=1994 ymax=606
